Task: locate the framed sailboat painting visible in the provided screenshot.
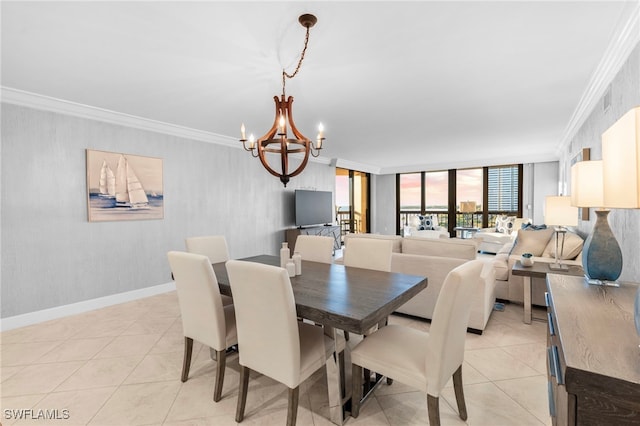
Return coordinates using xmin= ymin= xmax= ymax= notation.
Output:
xmin=86 ymin=149 xmax=163 ymax=222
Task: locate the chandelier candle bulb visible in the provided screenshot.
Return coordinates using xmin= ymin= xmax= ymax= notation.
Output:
xmin=248 ymin=134 xmax=255 ymax=149
xmin=240 ymin=123 xmax=246 ymax=140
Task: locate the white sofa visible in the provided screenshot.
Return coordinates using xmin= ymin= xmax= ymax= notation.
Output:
xmin=492 ymin=228 xmax=583 ymax=305
xmin=336 ymin=234 xmax=496 ymax=333
xmin=474 ymin=217 xmax=531 ymax=254
xmin=403 ymin=226 xmax=450 ymax=239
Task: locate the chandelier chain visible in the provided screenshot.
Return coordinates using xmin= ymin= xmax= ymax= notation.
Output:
xmin=282 ymin=26 xmax=311 ymax=96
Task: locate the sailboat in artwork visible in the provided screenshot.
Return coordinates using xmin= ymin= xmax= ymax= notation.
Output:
xmin=98 ymin=160 xmax=116 ymax=198
xmin=115 ymin=155 xmax=149 ymax=209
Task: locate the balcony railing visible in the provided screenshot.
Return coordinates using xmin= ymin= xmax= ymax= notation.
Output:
xmin=399 ymin=211 xmax=519 ymax=234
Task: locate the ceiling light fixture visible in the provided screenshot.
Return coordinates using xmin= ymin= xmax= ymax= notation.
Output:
xmin=239 ymin=13 xmax=324 ymax=187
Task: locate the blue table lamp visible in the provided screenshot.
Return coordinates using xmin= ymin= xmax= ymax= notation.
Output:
xmin=570 ymin=160 xmax=622 ymax=285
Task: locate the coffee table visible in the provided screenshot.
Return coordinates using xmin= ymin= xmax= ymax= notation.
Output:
xmin=512 ymin=260 xmax=583 ymax=324
xmin=453 ymin=226 xmax=479 ymax=239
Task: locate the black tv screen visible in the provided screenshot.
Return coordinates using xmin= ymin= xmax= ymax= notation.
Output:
xmin=295 ymin=190 xmax=333 ymax=227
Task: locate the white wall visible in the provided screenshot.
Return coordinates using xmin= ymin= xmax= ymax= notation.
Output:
xmin=1 ymin=103 xmax=334 ymax=318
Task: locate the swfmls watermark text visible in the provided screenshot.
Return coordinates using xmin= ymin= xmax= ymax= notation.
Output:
xmin=4 ymin=409 xmax=70 ymax=421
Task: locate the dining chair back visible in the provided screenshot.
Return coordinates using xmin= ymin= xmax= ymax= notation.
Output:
xmin=351 ymin=259 xmax=484 ymax=426
xmin=226 ymin=260 xmax=341 ymax=426
xmin=167 ymin=251 xmax=238 ymax=402
xmin=343 ymin=238 xmax=393 ymax=272
xmin=185 ymin=235 xmax=233 ymax=306
xmin=293 ymin=235 xmax=334 ymax=264
xmin=343 ymin=237 xmax=394 ymax=338
xmin=185 ymin=235 xmax=230 ymax=263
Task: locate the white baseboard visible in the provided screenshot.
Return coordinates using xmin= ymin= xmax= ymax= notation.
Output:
xmin=0 ymin=282 xmax=176 ymax=332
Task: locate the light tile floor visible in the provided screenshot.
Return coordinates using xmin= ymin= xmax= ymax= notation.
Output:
xmin=1 ymin=292 xmax=551 ymax=425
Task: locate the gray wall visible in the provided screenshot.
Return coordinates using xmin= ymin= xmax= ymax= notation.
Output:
xmin=1 ymin=104 xmax=334 ymax=318
xmin=529 ymin=161 xmax=559 ymax=225
xmin=559 ymin=42 xmax=640 ymax=282
xmin=371 ymin=174 xmax=396 ymax=235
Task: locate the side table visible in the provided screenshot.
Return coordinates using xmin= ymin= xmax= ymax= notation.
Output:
xmin=512 ymin=260 xmax=583 ymax=324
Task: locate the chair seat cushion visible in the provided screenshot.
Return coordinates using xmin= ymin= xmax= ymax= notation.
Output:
xmin=351 ymin=325 xmax=428 ymax=391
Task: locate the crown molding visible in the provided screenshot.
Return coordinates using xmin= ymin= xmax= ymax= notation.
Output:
xmin=2 ymin=87 xmax=334 ymax=167
xmin=2 ymin=87 xmax=239 ymax=147
xmin=379 ymin=152 xmax=559 ymax=175
xmin=335 ymin=158 xmax=382 ymax=175
xmin=557 ymin=1 xmax=640 ymax=154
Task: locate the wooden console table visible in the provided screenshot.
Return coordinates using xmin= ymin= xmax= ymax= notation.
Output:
xmin=285 ymin=225 xmax=341 ymax=256
xmin=546 ymin=274 xmax=640 ymax=425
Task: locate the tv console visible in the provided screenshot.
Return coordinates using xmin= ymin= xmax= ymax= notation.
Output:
xmin=285 ymin=225 xmax=341 ymax=256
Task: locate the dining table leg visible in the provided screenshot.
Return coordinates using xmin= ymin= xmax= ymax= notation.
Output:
xmin=325 ymin=325 xmax=348 ymax=425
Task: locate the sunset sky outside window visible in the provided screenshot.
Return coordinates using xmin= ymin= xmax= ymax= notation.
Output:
xmin=425 ymin=171 xmax=448 ymax=210
xmin=399 ymin=169 xmax=483 ymax=211
xmin=399 ymin=173 xmax=421 ymax=210
xmin=456 ymin=168 xmax=483 ymax=210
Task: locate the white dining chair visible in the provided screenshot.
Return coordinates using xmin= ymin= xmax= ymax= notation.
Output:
xmin=293 ymin=235 xmax=334 ymax=264
xmin=343 ymin=237 xmax=393 ymax=272
xmin=167 ymin=251 xmax=238 ymax=402
xmin=185 ymin=235 xmax=233 ymax=306
xmin=343 ymin=237 xmax=394 ymax=339
xmin=350 ymin=259 xmax=484 ymax=426
xmin=226 ymin=260 xmax=344 ymax=426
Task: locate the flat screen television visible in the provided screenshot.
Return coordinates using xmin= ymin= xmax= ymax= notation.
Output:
xmin=295 ymin=190 xmax=333 ymax=227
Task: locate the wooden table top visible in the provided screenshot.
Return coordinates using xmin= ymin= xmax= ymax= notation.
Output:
xmin=512 ymin=260 xmax=583 ymax=279
xmin=547 ymin=275 xmax=640 ymax=395
xmin=213 ymin=255 xmax=428 ymax=335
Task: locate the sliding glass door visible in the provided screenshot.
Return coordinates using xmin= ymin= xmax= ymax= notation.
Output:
xmin=336 ymin=168 xmax=369 ymax=240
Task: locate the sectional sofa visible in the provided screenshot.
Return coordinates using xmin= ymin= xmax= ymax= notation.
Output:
xmin=335 ymin=233 xmax=496 ymax=333
xmin=492 ymin=227 xmax=584 ymax=305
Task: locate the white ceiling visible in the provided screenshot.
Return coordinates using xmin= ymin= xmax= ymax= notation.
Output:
xmin=1 ymin=1 xmax=633 ymax=174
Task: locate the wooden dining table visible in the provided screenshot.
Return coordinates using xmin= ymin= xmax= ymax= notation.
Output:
xmin=212 ymin=254 xmax=428 ymax=425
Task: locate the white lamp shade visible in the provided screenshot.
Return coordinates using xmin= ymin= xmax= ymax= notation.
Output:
xmin=545 ymin=196 xmax=578 ymax=226
xmin=570 ymin=160 xmax=603 ymax=208
xmin=602 ymin=106 xmax=640 ymax=208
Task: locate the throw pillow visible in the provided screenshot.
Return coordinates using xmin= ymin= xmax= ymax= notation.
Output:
xmin=417 ymin=214 xmax=439 ymax=230
xmin=510 ymin=228 xmax=555 ymax=257
xmin=495 ymin=215 xmax=516 ymax=234
xmin=513 ymin=217 xmax=532 ymax=231
xmin=542 ymin=232 xmax=584 ymax=260
xmin=522 ymin=223 xmax=548 ymax=231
